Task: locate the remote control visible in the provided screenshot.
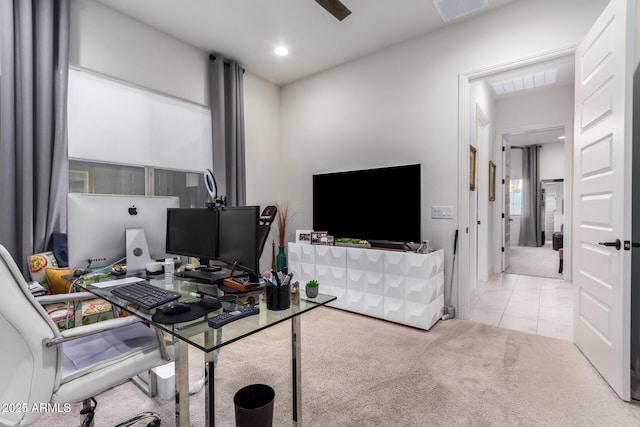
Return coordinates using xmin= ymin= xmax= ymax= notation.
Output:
xmin=207 ymin=306 xmax=260 ymax=329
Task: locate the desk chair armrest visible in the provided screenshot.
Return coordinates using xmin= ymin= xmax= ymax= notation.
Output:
xmin=46 ymin=316 xmax=143 ymax=347
xmin=36 ymin=292 xmax=98 ymax=305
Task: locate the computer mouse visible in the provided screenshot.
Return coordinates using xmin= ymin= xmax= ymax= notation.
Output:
xmin=162 ymin=301 xmax=191 ymax=315
xmin=199 ymin=297 xmax=221 ymax=311
xmin=73 ymin=268 xmax=86 ymax=277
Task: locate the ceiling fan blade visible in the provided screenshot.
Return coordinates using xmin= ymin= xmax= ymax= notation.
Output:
xmin=315 ymin=0 xmax=352 ymax=21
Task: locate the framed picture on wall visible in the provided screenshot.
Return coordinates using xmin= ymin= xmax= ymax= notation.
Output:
xmin=470 ymin=146 xmax=477 ymax=191
xmin=489 ymin=161 xmax=496 ymax=201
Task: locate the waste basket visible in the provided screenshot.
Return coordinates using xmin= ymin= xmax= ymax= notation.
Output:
xmin=234 ymin=383 xmax=275 ymax=427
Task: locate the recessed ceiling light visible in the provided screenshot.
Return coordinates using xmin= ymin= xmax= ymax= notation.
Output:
xmin=558 ymin=135 xmax=566 ymax=140
xmin=274 ymin=46 xmax=289 ymax=56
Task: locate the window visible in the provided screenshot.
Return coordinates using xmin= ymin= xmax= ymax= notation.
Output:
xmin=154 ymin=169 xmax=208 ymax=208
xmin=69 ymin=160 xmax=207 ymax=208
xmin=69 ymin=161 xmax=144 ymax=195
xmin=509 ymin=178 xmax=523 ymax=215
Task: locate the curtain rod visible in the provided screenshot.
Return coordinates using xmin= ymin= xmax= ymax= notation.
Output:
xmin=510 ymin=145 xmax=542 ymax=149
xmin=209 ymin=54 xmax=245 ymax=73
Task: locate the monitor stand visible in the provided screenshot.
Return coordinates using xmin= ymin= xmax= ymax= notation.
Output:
xmin=126 ymin=228 xmax=152 ymax=273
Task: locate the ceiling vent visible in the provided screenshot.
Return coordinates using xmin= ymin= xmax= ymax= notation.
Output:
xmin=433 ymin=0 xmax=489 ymax=22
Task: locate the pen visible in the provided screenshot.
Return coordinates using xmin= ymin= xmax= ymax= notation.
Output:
xmin=283 ymin=272 xmax=293 ymax=286
xmin=272 ymin=270 xmax=282 ymax=287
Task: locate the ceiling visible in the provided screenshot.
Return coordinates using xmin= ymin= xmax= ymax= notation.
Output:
xmin=486 ymin=55 xmax=574 ymax=146
xmin=96 ymin=0 xmax=521 ymax=86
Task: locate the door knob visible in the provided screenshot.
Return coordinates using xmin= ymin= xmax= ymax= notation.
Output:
xmin=599 ymin=239 xmax=621 ymax=250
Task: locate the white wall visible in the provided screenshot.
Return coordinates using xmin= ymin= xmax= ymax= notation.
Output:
xmin=540 ymin=142 xmax=566 ymax=180
xmin=469 ymin=80 xmax=495 ymax=285
xmin=280 ymin=0 xmax=607 ymax=298
xmin=495 ymin=85 xmax=575 ymax=133
xmin=70 ymin=0 xmax=282 ymax=272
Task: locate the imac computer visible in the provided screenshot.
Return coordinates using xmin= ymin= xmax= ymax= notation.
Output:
xmin=217 ymin=206 xmax=260 ymax=281
xmin=67 ymin=193 xmax=179 ymax=270
xmin=165 ymin=208 xmax=218 ymax=264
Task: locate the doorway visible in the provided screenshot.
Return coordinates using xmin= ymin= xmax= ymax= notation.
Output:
xmin=457 ymin=51 xmax=575 ymax=332
xmin=502 ymin=127 xmax=568 ymax=281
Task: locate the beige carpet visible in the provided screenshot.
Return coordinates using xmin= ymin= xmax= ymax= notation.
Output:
xmin=32 ymin=307 xmax=640 ymax=426
xmin=505 ymin=244 xmax=562 ymax=279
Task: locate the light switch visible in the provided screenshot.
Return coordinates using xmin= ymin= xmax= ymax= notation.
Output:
xmin=431 ymin=206 xmax=454 ymax=219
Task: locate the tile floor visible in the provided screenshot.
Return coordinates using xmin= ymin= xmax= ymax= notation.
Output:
xmin=470 ymin=273 xmax=573 ymax=341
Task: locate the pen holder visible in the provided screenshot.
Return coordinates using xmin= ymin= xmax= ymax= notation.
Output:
xmin=266 ymin=283 xmax=290 ymax=311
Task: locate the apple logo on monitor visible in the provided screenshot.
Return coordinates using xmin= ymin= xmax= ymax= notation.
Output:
xmin=128 ymin=205 xmax=138 ymax=216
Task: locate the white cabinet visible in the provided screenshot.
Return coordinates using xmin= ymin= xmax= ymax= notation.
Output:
xmin=288 ymin=243 xmax=444 ymax=330
xmin=346 ymin=248 xmax=384 ymax=318
xmin=314 ymin=246 xmax=347 ymax=310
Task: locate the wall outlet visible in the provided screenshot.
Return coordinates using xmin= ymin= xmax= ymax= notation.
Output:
xmin=431 ymin=206 xmax=454 ymax=219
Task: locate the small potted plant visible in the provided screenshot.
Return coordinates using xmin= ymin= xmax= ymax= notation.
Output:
xmin=305 ymin=279 xmax=319 ymax=298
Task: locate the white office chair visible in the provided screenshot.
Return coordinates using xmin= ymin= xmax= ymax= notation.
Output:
xmin=0 ymin=244 xmax=175 ymax=427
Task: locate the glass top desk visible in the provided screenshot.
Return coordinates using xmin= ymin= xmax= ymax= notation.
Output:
xmin=74 ymin=273 xmax=336 ymax=427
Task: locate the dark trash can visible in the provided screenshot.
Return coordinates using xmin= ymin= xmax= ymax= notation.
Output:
xmin=234 ymin=383 xmax=275 ymax=427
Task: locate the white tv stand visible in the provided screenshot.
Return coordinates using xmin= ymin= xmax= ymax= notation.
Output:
xmin=288 ymin=243 xmax=444 ymax=330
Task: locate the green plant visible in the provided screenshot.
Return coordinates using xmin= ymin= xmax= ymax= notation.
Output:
xmin=306 ymin=279 xmax=319 ymax=288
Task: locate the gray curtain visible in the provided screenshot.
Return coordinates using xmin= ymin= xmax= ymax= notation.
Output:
xmin=519 ymin=145 xmax=542 ymax=247
xmin=207 ymin=53 xmax=246 ymax=207
xmin=0 ymin=0 xmax=70 ymax=274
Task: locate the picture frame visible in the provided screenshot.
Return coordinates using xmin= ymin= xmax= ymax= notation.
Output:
xmin=489 ymin=160 xmax=496 ymax=201
xmin=295 ymin=229 xmax=313 ymax=244
xmin=470 ymin=145 xmax=477 ymax=191
xmin=311 ymin=231 xmax=328 ymax=245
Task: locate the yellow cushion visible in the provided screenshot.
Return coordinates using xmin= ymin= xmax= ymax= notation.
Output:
xmin=44 ymin=267 xmax=75 ymax=294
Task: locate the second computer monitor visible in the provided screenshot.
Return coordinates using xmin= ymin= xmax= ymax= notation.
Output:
xmin=217 ymin=206 xmax=260 ymax=278
xmin=165 ymin=208 xmax=219 ymax=263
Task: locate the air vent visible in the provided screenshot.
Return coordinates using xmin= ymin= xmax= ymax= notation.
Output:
xmin=433 ymin=0 xmax=489 ymax=22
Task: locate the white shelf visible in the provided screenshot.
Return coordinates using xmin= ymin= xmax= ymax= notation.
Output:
xmin=288 ymin=243 xmax=444 ymax=330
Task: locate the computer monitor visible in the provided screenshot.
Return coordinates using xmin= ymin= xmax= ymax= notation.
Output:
xmin=67 ymin=193 xmax=180 ymax=270
xmin=217 ymin=206 xmax=260 ymax=280
xmin=165 ymin=208 xmax=218 ymax=263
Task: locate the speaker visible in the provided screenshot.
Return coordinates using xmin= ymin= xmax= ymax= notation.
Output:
xmin=126 ymin=228 xmax=152 ymax=272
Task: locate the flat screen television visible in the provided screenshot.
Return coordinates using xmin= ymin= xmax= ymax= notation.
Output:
xmin=165 ymin=208 xmax=218 ymax=263
xmin=313 ymin=164 xmax=421 ymax=244
xmin=67 ymin=194 xmax=179 ymax=270
xmin=217 ymin=206 xmax=260 ymax=280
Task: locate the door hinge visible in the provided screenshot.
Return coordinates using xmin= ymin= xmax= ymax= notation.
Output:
xmin=477 ymin=220 xmax=481 ymax=225
xmin=502 ymin=247 xmax=505 ymax=252
xmin=502 ymin=179 xmax=505 ymax=184
xmin=502 ymin=146 xmax=505 ymax=152
xmin=502 ymin=213 xmax=505 ymax=218
xmin=624 ymin=240 xmax=640 ymax=250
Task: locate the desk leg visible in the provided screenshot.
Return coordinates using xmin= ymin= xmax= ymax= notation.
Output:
xmin=174 ymin=339 xmax=191 ymax=427
xmin=204 ymin=329 xmax=216 ymax=426
xmin=292 ymin=316 xmax=302 ymax=426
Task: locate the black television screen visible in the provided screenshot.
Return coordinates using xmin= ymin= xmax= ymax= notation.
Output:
xmin=218 ymin=206 xmax=260 ymax=278
xmin=313 ymin=164 xmax=421 ymax=243
xmin=166 ymin=208 xmax=218 ymax=261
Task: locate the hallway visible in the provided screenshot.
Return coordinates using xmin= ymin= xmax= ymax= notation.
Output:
xmin=470 ymin=273 xmax=573 ymax=341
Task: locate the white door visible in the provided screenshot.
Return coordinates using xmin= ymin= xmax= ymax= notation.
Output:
xmin=573 ymin=0 xmax=634 ymax=401
xmin=502 ymin=143 xmax=511 ymax=271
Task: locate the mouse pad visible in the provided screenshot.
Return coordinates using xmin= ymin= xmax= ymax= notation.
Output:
xmin=152 ymin=298 xmax=222 ymax=324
